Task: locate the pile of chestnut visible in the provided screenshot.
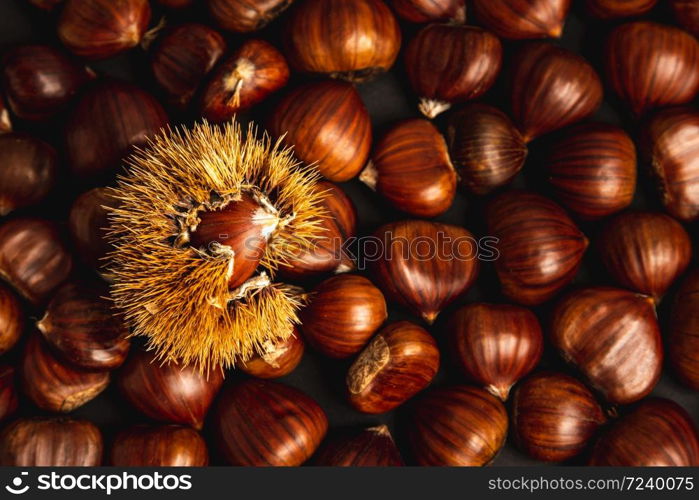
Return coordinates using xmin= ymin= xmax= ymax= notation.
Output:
xmin=1 ymin=0 xmax=699 ymax=467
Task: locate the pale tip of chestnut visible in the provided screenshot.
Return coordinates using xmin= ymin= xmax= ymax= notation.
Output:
xmin=422 ymin=311 xmax=439 ymax=325
xmin=486 ymin=383 xmax=511 ymax=401
xmin=419 ymin=98 xmax=451 ymax=119
xmin=368 ymin=424 xmax=391 ymax=437
xmin=359 ymin=161 xmax=378 ymax=191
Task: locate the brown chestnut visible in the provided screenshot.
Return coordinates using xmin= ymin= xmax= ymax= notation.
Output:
xmin=0 ymin=366 xmax=18 ymax=422
xmin=213 ymin=379 xmax=328 ymax=466
xmin=405 ymin=24 xmax=502 ymax=119
xmin=0 ymin=283 xmax=23 ymax=356
xmin=670 ymin=0 xmax=699 ymax=37
xmin=669 ymin=269 xmax=699 ymax=390
xmin=472 ymin=0 xmax=571 ymax=39
xmin=512 ymin=372 xmax=606 ymax=462
xmin=587 ymin=0 xmax=657 ymax=18
xmin=347 ymin=321 xmax=439 ymax=414
xmin=448 ymin=303 xmax=543 ymax=400
xmin=446 ymin=103 xmax=527 ymax=195
xmin=110 ymin=425 xmax=208 ymax=466
xmin=408 ymin=385 xmax=508 ymax=466
xmin=285 ymin=0 xmax=401 ymax=81
xmin=313 ymin=425 xmax=403 ymax=466
xmin=0 ymin=95 xmax=11 ymax=134
xmin=551 ymin=287 xmax=662 ymax=404
xmin=208 ymin=0 xmax=293 ymax=33
xmin=240 ymin=327 xmax=305 ymax=379
xmin=590 ymin=398 xmax=699 ymax=466
xmin=486 ymin=191 xmax=588 ymax=306
xmin=360 ymin=119 xmax=457 ymax=217
xmin=0 ymin=417 xmax=102 ymax=466
xmin=391 ymin=0 xmax=465 ymax=23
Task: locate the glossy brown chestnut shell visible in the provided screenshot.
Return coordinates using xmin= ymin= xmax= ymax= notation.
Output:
xmin=0 ymin=417 xmax=102 ymax=466
xmin=586 ymin=0 xmax=657 ymax=18
xmin=240 ymin=327 xmax=305 ymax=379
xmin=405 ymin=24 xmax=502 ymax=119
xmin=110 ymin=425 xmax=208 ymax=466
xmin=284 ymin=0 xmax=401 ymax=81
xmin=512 ymin=372 xmax=606 ymax=462
xmin=510 ymin=43 xmax=603 ymax=142
xmin=589 ymin=398 xmax=699 ymax=466
xmin=208 ymin=0 xmax=294 ymax=33
xmin=0 ymin=365 xmax=18 ymax=422
xmin=390 ymin=0 xmax=465 ymax=23
xmin=472 ymin=0 xmax=571 ymax=39
xmin=0 ymin=284 xmax=22 ymax=355
xmin=213 ymin=379 xmax=328 ymax=466
xmin=448 ymin=303 xmax=543 ymax=400
xmin=313 ymin=425 xmax=403 ymax=466
xmin=551 ymin=286 xmax=662 ymax=404
xmin=269 ymin=81 xmax=372 ymax=182
xmin=360 ymin=119 xmax=457 ymax=217
xmin=347 ymin=321 xmax=439 ymax=414
xmin=669 ymin=269 xmax=699 ymax=390
xmin=446 ymin=103 xmax=527 ymax=195
xmin=486 ymin=191 xmax=588 ymax=306
xmin=670 ymin=0 xmax=699 ymax=37
xmin=546 ymin=123 xmax=636 ymax=219
xmin=606 ymin=22 xmax=699 ymax=117
xmin=408 ymin=385 xmax=508 ymax=466
xmin=598 ymin=211 xmax=691 ymax=300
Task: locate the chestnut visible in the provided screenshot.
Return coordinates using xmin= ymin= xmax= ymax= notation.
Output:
xmin=486 ymin=191 xmax=588 ymax=306
xmin=370 ymin=220 xmax=479 ymax=323
xmin=472 ymin=0 xmax=571 ymax=39
xmin=510 ymin=43 xmax=603 ymax=142
xmin=284 ymin=0 xmax=401 ymax=81
xmin=0 ymin=218 xmax=72 ymax=305
xmin=546 ymin=123 xmax=637 ymax=219
xmin=21 ymin=333 xmax=110 ymax=413
xmin=598 ymin=212 xmax=692 ymax=300
xmin=0 ymin=285 xmax=22 ymax=355
xmin=405 ymin=24 xmax=502 ymax=119
xmin=551 ymin=287 xmax=662 ymax=404
xmin=313 ymin=425 xmax=403 ymax=466
xmin=446 ymin=103 xmax=527 ymax=195
xmin=65 ymin=81 xmax=168 ymax=180
xmin=208 ymin=0 xmax=293 ymax=33
xmin=0 ymin=133 xmax=57 ymax=216
xmin=0 ymin=365 xmax=18 ymax=422
xmin=150 ymin=23 xmax=226 ymax=108
xmin=110 ymin=425 xmax=208 ymax=466
xmin=213 ymin=379 xmax=328 ymax=466
xmin=200 ymin=39 xmax=290 ymax=122
xmin=240 ymin=327 xmax=305 ymax=379
xmin=269 ymin=81 xmax=372 ymax=182
xmin=37 ymin=280 xmax=130 ymax=370
xmin=360 ymin=119 xmax=457 ymax=217
xmin=390 ymin=0 xmax=465 ymax=23
xmin=0 ymin=417 xmax=102 ymax=466
xmin=28 ymin=0 xmax=63 ymax=9
xmin=586 ymin=0 xmax=657 ymax=18
xmin=118 ymin=349 xmax=223 ymax=429
xmin=590 ymin=398 xmax=699 ymax=466
xmin=347 ymin=321 xmax=439 ymax=414
xmin=606 ymin=22 xmax=699 ymax=116
xmin=669 ymin=269 xmax=699 ymax=390
xmin=512 ymin=372 xmax=606 ymax=462
xmin=157 ymin=0 xmax=194 ymax=8
xmin=448 ymin=303 xmax=543 ymax=400
xmin=0 ymin=95 xmax=11 ymax=134
xmin=301 ymin=275 xmax=387 ymax=359
xmin=2 ymin=45 xmax=92 ymax=121
xmin=408 ymin=385 xmax=508 ymax=466
xmin=58 ymin=0 xmax=152 ymax=60
xmin=670 ymin=0 xmax=699 ymax=37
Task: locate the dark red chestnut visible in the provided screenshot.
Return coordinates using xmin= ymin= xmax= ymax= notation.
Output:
xmin=150 ymin=23 xmax=226 ymax=108
xmin=587 ymin=0 xmax=657 ymax=18
xmin=546 ymin=123 xmax=636 ymax=219
xmin=448 ymin=303 xmax=543 ymax=400
xmin=446 ymin=103 xmax=527 ymax=195
xmin=208 ymin=0 xmax=294 ymax=33
xmin=391 ymin=0 xmax=465 ymax=23
xmin=669 ymin=269 xmax=699 ymax=390
xmin=200 ymin=39 xmax=289 ymax=122
xmin=606 ymin=22 xmax=699 ymax=116
xmin=285 ymin=0 xmax=401 ymax=81
xmin=512 ymin=372 xmax=606 ymax=462
xmin=0 ymin=417 xmax=102 ymax=466
xmin=110 ymin=425 xmax=208 ymax=466
xmin=472 ymin=0 xmax=571 ymax=39
xmin=590 ymin=398 xmax=699 ymax=466
xmin=405 ymin=24 xmax=502 ymax=119
xmin=0 ymin=285 xmax=22 ymax=355
xmin=0 ymin=218 xmax=72 ymax=305
xmin=347 ymin=321 xmax=439 ymax=414
xmin=670 ymin=0 xmax=699 ymax=37
xmin=486 ymin=191 xmax=587 ymax=306
xmin=598 ymin=212 xmax=691 ymax=300
xmin=28 ymin=0 xmax=63 ymax=9
xmin=118 ymin=349 xmax=224 ymax=429
xmin=0 ymin=366 xmax=18 ymax=422
xmin=409 ymin=385 xmax=508 ymax=466
xmin=313 ymin=425 xmax=403 ymax=466
xmin=213 ymin=379 xmax=328 ymax=466
xmin=240 ymin=327 xmax=305 ymax=379
xmin=58 ymin=0 xmax=152 ymax=60
xmin=551 ymin=287 xmax=662 ymax=404
xmin=360 ymin=119 xmax=457 ymax=217
xmin=510 ymin=43 xmax=603 ymax=142
xmin=269 ymin=81 xmax=372 ymax=182
xmin=0 ymin=133 xmax=57 ymax=216
xmin=0 ymin=95 xmax=11 ymax=134
xmin=371 ymin=220 xmax=480 ymax=323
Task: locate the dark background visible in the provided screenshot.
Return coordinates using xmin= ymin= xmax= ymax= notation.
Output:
xmin=0 ymin=0 xmax=697 ymax=466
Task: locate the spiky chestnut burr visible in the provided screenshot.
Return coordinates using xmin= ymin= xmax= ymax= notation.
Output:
xmin=106 ymin=122 xmax=326 ymax=370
